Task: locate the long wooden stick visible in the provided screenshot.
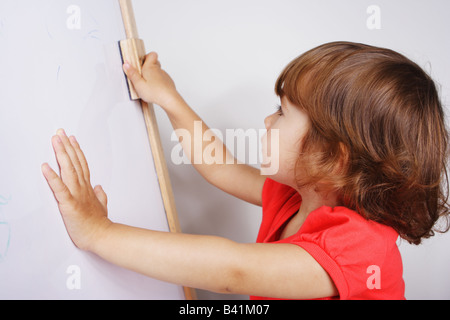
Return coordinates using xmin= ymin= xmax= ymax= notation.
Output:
xmin=118 ymin=0 xmax=196 ymax=300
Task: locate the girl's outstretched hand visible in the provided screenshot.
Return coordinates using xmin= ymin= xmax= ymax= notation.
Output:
xmin=41 ymin=129 xmax=111 ymax=251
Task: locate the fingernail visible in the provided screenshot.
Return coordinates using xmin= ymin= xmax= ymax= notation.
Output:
xmin=57 ymin=128 xmax=66 ymax=137
xmin=53 ymin=135 xmax=62 ymax=144
xmin=43 ymin=161 xmax=52 ymax=170
xmin=123 ymin=61 xmax=131 ymax=70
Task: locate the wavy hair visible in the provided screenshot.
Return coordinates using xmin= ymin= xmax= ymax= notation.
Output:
xmin=276 ymin=42 xmax=449 ymax=245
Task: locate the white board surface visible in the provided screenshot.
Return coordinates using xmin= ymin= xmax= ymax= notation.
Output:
xmin=0 ymin=0 xmax=185 ymax=299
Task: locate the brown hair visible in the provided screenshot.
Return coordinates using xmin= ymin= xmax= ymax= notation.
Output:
xmin=276 ymin=41 xmax=449 ymax=245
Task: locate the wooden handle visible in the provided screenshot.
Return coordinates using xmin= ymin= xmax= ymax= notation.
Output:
xmin=119 ymin=0 xmax=139 ymax=39
xmin=118 ymin=0 xmax=197 ymax=300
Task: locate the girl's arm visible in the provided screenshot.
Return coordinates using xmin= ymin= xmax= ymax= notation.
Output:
xmin=94 ymin=225 xmax=338 ymax=299
xmin=41 ymin=132 xmax=337 ymax=298
xmin=123 ymin=53 xmax=265 ymax=206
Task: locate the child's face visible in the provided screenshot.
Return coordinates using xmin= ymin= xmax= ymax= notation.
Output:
xmin=261 ymin=96 xmax=310 ymax=187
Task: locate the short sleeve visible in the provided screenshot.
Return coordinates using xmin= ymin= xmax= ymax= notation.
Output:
xmin=257 ymin=178 xmax=300 ymax=244
xmin=288 ymin=206 xmax=404 ymax=300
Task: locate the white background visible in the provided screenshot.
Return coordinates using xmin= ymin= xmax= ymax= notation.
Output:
xmin=133 ymin=0 xmax=450 ymax=299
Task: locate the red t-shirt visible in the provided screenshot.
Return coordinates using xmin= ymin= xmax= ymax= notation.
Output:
xmin=250 ymin=178 xmax=405 ymax=300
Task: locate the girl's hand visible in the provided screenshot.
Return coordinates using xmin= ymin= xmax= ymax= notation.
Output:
xmin=123 ymin=52 xmax=181 ymax=112
xmin=41 ymin=129 xmax=111 ymax=252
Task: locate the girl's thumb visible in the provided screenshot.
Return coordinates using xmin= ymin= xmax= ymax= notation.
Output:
xmin=123 ymin=61 xmax=144 ymax=88
xmin=94 ymin=185 xmax=108 ymax=208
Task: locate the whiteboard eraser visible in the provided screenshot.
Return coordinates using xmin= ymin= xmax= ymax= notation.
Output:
xmin=119 ymin=38 xmax=146 ymax=100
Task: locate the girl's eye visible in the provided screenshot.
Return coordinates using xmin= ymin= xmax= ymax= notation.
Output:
xmin=276 ymin=104 xmax=283 ymax=116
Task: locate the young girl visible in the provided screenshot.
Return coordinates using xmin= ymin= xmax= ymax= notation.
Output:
xmin=41 ymin=41 xmax=449 ymax=300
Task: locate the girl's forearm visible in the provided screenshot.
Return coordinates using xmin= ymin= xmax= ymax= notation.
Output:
xmin=162 ymin=95 xmax=265 ymax=202
xmin=91 ymin=222 xmax=241 ymax=294
xmin=164 ymin=94 xmax=234 ymax=170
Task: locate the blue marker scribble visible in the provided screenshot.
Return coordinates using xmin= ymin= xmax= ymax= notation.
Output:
xmin=46 ymin=23 xmax=53 ymax=40
xmin=0 ymin=195 xmax=11 ymax=262
xmin=83 ymin=29 xmax=100 ymax=41
xmin=0 ymin=223 xmax=10 ymax=262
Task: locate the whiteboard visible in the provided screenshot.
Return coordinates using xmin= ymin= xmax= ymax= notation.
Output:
xmin=0 ymin=0 xmax=185 ymax=299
